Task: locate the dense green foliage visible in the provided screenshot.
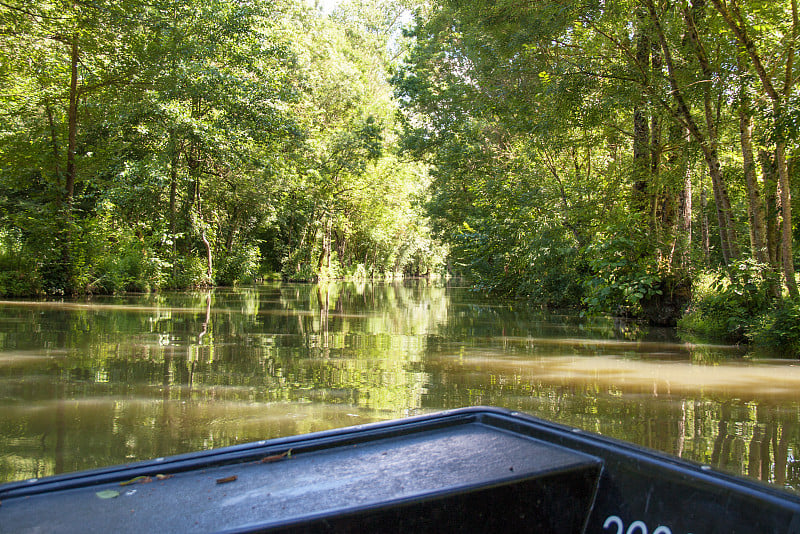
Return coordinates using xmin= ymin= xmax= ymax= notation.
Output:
xmin=391 ymin=0 xmax=800 ymax=352
xmin=2 ymin=0 xmax=799 ymax=353
xmin=0 ymin=0 xmax=444 ymax=294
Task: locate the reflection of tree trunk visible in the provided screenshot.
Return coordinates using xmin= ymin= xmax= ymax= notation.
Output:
xmin=317 ymin=284 xmax=329 ymax=351
xmin=721 ymin=433 xmax=733 ymax=469
xmin=197 ymin=292 xmax=211 ymax=346
xmin=712 ymin=403 xmax=733 ymax=468
xmin=762 ymin=423 xmax=773 ymax=482
xmin=188 ymin=359 xmax=196 ymax=387
xmin=156 ymin=345 xmax=174 ymax=457
xmin=776 ymin=424 xmax=789 ymax=485
xmin=676 ymin=400 xmax=686 ymax=458
xmin=54 ymin=381 xmax=66 ymax=474
xmin=712 ymin=419 xmax=727 ymax=467
xmin=749 ymin=426 xmax=762 ymax=480
xmin=732 ymin=437 xmax=746 ymax=475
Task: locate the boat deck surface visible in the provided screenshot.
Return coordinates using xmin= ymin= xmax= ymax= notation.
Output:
xmin=0 ymin=420 xmax=599 ymax=533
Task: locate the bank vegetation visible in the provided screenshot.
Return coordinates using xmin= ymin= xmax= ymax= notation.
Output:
xmin=2 ymin=0 xmax=799 ymax=354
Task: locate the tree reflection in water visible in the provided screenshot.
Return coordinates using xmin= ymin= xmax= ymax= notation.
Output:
xmin=0 ymin=282 xmax=799 ymax=494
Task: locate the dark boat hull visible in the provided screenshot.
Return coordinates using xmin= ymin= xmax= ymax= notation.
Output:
xmin=1 ymin=407 xmax=799 ymax=533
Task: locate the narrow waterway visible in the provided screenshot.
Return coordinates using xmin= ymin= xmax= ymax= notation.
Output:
xmin=1 ymin=281 xmax=799 ymax=492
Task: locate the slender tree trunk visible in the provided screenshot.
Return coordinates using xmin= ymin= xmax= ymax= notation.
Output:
xmin=632 ymin=16 xmax=651 ymax=217
xmin=678 ymin=156 xmax=692 ymax=265
xmin=226 ymin=217 xmax=238 ymax=254
xmin=775 ymin=142 xmax=797 ymax=296
xmin=169 ymin=134 xmax=178 ymax=237
xmin=669 ymin=123 xmax=692 ymax=270
xmin=65 ymin=33 xmax=79 ymax=209
xmin=704 ymin=115 xmax=739 ymax=261
xmin=201 ymin=227 xmax=212 ymax=282
xmin=317 ymin=216 xmax=332 ymax=273
xmin=651 ymin=115 xmax=666 ymax=233
xmin=738 ymin=84 xmax=768 ymax=264
xmin=45 ymin=101 xmax=63 ymax=206
xmin=701 ymin=183 xmax=710 ymax=264
xmin=168 ymin=130 xmax=179 ymax=279
xmin=650 ymin=42 xmax=664 ymax=236
xmin=759 ymin=149 xmax=781 ymax=268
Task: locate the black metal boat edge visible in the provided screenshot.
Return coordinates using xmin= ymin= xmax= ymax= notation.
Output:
xmin=1 ymin=406 xmax=799 ymax=533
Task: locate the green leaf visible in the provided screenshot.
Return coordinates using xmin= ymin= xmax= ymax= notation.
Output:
xmin=95 ymin=490 xmax=120 ymax=499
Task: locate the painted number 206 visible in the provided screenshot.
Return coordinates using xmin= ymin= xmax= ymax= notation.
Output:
xmin=603 ymin=515 xmax=675 ymax=534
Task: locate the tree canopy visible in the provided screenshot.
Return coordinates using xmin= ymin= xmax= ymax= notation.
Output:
xmin=0 ymin=0 xmax=443 ymax=294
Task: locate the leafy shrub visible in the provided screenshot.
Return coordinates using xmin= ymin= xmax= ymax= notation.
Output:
xmin=95 ymin=247 xmax=170 ymax=293
xmin=748 ymin=299 xmax=800 ymax=357
xmin=0 ymin=228 xmax=44 ymax=296
xmin=581 ymin=233 xmax=663 ymax=317
xmin=0 ymin=245 xmax=41 ymax=296
xmin=282 ymin=261 xmax=317 ymax=282
xmin=459 ymin=223 xmax=584 ymax=308
xmin=217 ymin=245 xmax=260 ymax=286
xmin=678 ymin=260 xmax=779 ymax=342
xmin=345 ymin=263 xmax=370 ymax=280
xmin=170 ymin=255 xmax=211 ymax=288
xmin=78 ymin=209 xmax=171 ymax=293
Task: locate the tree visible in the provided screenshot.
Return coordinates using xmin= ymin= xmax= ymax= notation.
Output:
xmin=709 ymin=0 xmax=798 ymax=297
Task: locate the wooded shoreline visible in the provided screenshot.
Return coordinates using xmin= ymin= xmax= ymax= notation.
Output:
xmin=2 ymin=0 xmax=799 ymax=355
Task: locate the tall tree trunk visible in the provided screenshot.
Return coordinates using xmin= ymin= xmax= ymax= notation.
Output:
xmin=738 ymin=81 xmax=768 ymax=264
xmin=201 ymin=226 xmax=212 ymax=282
xmin=701 ymin=183 xmax=710 ymax=264
xmin=317 ymin=216 xmax=332 ymax=274
xmin=759 ymin=149 xmax=781 ymax=269
xmin=169 ymin=134 xmax=178 ymax=237
xmin=226 ymin=204 xmax=239 ymax=253
xmin=632 ymin=15 xmax=651 ymax=217
xmin=678 ymin=154 xmax=692 ymax=266
xmin=669 ymin=123 xmax=692 ymax=270
xmin=169 ymin=130 xmax=179 ymax=278
xmin=775 ymin=142 xmax=797 ymax=296
xmin=650 ymin=45 xmax=666 ymax=239
xmin=65 ymin=33 xmax=79 ymax=209
xmin=45 ymin=101 xmax=63 ymax=206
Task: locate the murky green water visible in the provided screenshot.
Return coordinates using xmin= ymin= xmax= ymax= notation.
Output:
xmin=2 ymin=281 xmax=799 ymax=492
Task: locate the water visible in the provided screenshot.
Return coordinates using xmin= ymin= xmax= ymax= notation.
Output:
xmin=1 ymin=281 xmax=799 ymax=493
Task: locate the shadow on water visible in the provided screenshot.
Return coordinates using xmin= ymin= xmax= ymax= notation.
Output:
xmin=1 ymin=281 xmax=799 ymax=494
